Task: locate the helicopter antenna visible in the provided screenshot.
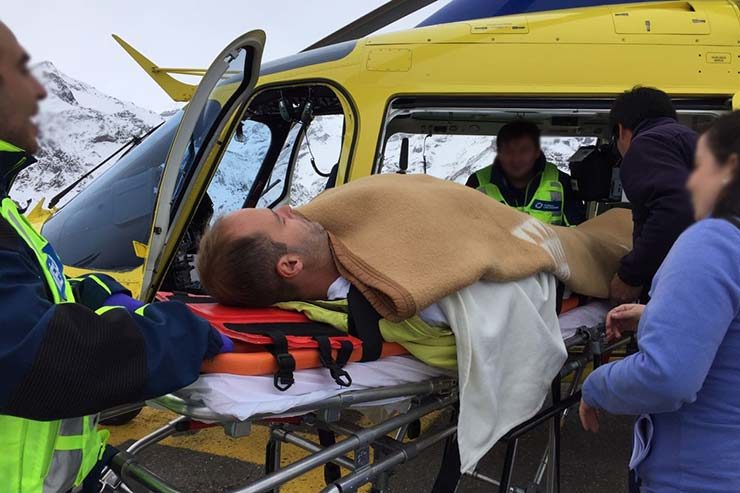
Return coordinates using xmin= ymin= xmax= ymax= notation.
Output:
xmin=48 ymin=121 xmax=165 ymax=209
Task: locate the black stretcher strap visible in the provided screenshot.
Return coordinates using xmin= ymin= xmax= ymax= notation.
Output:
xmin=346 ymin=285 xmax=383 ymax=362
xmin=167 ymin=291 xmax=216 ymax=304
xmin=431 ymin=406 xmax=462 ymax=493
xmin=224 ymin=321 xmax=344 ymax=337
xmin=264 ymin=333 xmax=296 ymax=391
xmin=313 ymin=336 xmax=352 ymax=387
xmin=318 ymin=429 xmax=341 ymax=485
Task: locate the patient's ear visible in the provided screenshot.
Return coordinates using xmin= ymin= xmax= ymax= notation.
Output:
xmin=276 ymin=253 xmax=303 ymax=279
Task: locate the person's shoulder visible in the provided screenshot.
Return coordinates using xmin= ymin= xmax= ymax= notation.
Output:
xmin=473 ymin=163 xmax=493 ymax=174
xmin=673 ymin=218 xmax=740 ymax=266
xmin=466 ymin=165 xmax=492 ymax=187
xmin=684 ymin=217 xmax=739 ymax=239
xmin=637 ymin=120 xmax=697 ymax=143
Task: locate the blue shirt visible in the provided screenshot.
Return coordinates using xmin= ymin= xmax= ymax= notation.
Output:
xmin=583 ymin=218 xmax=740 ymax=493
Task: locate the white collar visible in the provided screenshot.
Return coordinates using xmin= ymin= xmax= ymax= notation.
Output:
xmin=326 ymin=276 xmax=351 ymax=300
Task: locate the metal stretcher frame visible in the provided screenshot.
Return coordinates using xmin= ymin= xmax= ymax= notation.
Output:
xmin=99 ymin=324 xmax=632 ymax=493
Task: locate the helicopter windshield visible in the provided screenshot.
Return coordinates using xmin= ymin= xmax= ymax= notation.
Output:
xmin=41 ymin=111 xmax=191 ymax=270
xmin=37 ymin=101 xmax=211 ymax=270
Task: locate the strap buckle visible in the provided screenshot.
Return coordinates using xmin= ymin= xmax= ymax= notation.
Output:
xmin=329 ymin=367 xmax=352 ymax=387
xmin=273 ymin=352 xmax=296 ymax=391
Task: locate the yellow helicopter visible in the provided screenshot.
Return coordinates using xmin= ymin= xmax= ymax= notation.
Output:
xmin=31 ymin=0 xmax=740 ymax=301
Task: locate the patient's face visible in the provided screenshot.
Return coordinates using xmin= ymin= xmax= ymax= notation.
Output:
xmin=223 ymin=206 xmax=327 ymax=253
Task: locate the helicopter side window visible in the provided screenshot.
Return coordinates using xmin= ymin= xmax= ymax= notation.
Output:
xmin=380 ymin=132 xmax=598 ymax=183
xmin=287 ymin=114 xmax=345 ymax=206
xmin=206 ymin=119 xmax=272 ymax=219
xmin=380 ymin=133 xmax=495 ymax=182
xmin=257 ymin=123 xmax=303 ymax=208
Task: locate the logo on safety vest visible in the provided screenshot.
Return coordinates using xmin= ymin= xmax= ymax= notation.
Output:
xmin=43 ymin=243 xmax=67 ymax=301
xmin=531 ymin=200 xmax=561 ymax=212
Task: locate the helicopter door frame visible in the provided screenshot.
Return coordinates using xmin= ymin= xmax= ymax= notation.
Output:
xmin=140 ymin=30 xmax=266 ymax=300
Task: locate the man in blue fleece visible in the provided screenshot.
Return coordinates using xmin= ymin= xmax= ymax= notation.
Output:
xmin=608 ymin=87 xmax=696 ymax=305
xmin=0 ymin=21 xmax=229 ymax=492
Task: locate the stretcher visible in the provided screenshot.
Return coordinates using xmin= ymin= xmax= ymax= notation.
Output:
xmin=99 ymin=300 xmax=632 ymax=493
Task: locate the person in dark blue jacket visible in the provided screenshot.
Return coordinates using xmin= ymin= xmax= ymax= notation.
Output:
xmin=608 ymin=87 xmax=696 ymax=305
xmin=580 ymin=111 xmax=740 ymax=492
xmin=0 ymin=22 xmax=230 ymax=492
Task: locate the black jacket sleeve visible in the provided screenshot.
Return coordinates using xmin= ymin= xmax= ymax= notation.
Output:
xmin=0 ymin=247 xmax=223 ymax=421
xmin=618 ymin=134 xmax=695 ymax=287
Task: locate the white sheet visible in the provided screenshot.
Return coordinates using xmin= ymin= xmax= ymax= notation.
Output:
xmin=439 ymin=273 xmax=568 ymax=473
xmin=178 ymin=298 xmax=608 ymax=457
xmin=180 ymin=356 xmax=448 ymax=421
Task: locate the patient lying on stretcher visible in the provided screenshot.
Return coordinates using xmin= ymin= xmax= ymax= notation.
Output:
xmin=196 ymin=200 xmax=459 ymax=367
xmin=195 ymin=173 xmax=630 ymax=369
xmin=195 ymin=173 xmax=632 ymax=471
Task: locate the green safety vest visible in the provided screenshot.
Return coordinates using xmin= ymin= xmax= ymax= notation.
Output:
xmin=275 ymin=299 xmax=458 ymax=370
xmin=0 ymin=140 xmax=109 ymax=492
xmin=475 ymin=162 xmax=568 ymax=226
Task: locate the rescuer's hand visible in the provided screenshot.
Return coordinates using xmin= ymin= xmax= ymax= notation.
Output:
xmin=609 ymin=274 xmax=643 ymax=306
xmin=218 ymin=333 xmax=234 ymax=353
xmin=606 ymin=303 xmax=645 ymax=341
xmin=579 ymin=399 xmax=601 ymax=433
xmin=104 ymin=292 xmax=145 ymax=313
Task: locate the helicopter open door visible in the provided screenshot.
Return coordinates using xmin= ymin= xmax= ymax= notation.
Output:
xmin=140 ymin=30 xmax=265 ymax=300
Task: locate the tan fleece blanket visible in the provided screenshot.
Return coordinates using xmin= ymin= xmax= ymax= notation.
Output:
xmin=297 ymin=174 xmax=632 ymax=322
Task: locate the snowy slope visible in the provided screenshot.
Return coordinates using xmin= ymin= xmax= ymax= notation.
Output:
xmin=16 ymin=64 xmax=591 ymax=214
xmin=11 ymin=62 xmax=163 ymax=206
xmin=287 ymin=115 xmax=594 ymax=206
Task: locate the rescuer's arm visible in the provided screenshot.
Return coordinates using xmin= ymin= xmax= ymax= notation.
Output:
xmin=0 ymin=249 xmax=224 ymax=421
xmin=618 ymin=135 xmax=694 ymax=287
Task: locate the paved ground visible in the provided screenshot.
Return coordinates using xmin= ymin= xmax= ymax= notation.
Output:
xmin=106 ymin=403 xmax=633 ymax=493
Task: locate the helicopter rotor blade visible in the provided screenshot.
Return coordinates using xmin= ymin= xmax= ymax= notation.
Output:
xmin=302 ymin=0 xmax=438 ymax=52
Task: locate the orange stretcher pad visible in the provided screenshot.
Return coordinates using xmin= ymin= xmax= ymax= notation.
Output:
xmin=158 ymin=291 xmax=584 ymax=388
xmin=202 ymin=343 xmax=409 ymax=376
xmin=156 ymin=292 xmax=409 ymax=389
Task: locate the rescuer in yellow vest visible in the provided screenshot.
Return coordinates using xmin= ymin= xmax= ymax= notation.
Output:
xmin=0 ymin=22 xmax=231 ymax=493
xmin=466 ymin=121 xmax=585 ymax=226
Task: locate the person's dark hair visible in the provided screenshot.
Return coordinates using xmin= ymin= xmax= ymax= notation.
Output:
xmin=701 ymin=111 xmax=740 ymax=223
xmin=609 ymin=86 xmax=677 ymax=133
xmin=496 ymin=120 xmax=541 ymax=150
xmin=197 ymin=218 xmax=298 ymax=307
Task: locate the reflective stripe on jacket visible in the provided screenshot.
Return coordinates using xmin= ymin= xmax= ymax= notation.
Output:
xmin=475 ymin=162 xmax=567 ymax=225
xmin=0 ymin=195 xmax=108 ymax=492
xmin=0 ymin=139 xmax=223 ymax=492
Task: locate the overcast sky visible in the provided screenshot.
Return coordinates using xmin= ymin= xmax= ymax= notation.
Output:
xmin=3 ymin=1 xmax=449 ymax=112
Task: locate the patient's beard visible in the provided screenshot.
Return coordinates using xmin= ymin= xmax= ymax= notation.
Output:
xmin=296 ymin=231 xmax=339 ymax=300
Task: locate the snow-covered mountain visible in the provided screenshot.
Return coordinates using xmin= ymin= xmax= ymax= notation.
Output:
xmin=16 ymin=63 xmax=591 ymax=214
xmin=11 ymin=62 xmax=164 ymax=206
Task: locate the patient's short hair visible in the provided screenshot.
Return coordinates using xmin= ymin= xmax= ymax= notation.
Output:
xmin=197 ymin=217 xmax=297 ymax=307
